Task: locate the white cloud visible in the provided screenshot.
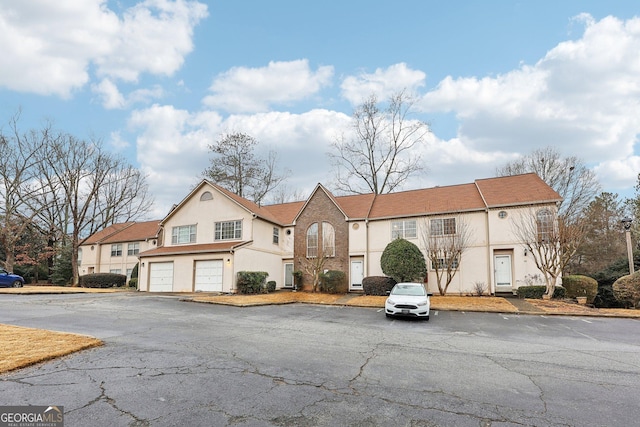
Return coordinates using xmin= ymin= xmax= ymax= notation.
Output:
xmin=418 ymin=14 xmax=640 ymax=194
xmin=0 ymin=0 xmax=207 ymax=97
xmin=92 ymin=79 xmax=126 ymax=109
xmin=340 ymin=63 xmax=427 ymax=105
xmin=92 ymin=79 xmax=165 ymax=109
xmin=129 ymin=104 xmax=349 ymax=217
xmin=202 ymin=59 xmax=334 ymax=113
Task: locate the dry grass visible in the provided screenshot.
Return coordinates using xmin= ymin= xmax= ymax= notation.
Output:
xmin=0 ymin=324 xmax=102 ymax=374
xmin=191 ymin=292 xmax=344 ymax=306
xmin=0 ymin=285 xmax=133 ymax=294
xmin=191 ymin=292 xmax=520 ymax=312
xmin=525 ymin=299 xmax=640 ymax=317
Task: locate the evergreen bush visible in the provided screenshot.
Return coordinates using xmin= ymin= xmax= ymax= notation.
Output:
xmin=266 ymin=280 xmax=277 ymax=292
xmin=80 ymin=273 xmax=127 ymax=288
xmin=319 ymin=270 xmax=347 ymax=294
xmin=380 ymin=238 xmax=426 ymax=283
xmin=517 ymin=285 xmax=565 ymax=299
xmin=612 ymin=271 xmax=640 ymax=308
xmin=362 ymin=276 xmax=397 ymax=296
xmin=562 ymin=275 xmax=598 ymax=303
xmin=236 ymin=271 xmax=269 ymax=294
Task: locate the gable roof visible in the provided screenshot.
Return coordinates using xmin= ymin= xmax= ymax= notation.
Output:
xmin=156 ymin=173 xmax=562 ymax=228
xmin=81 ymin=220 xmax=161 ymax=245
xmin=474 ymin=174 xmax=562 ymax=207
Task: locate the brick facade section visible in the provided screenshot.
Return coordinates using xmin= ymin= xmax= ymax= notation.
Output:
xmin=294 ymin=189 xmax=349 ymax=289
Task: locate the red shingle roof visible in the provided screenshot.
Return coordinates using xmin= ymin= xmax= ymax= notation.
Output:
xmin=139 ymin=241 xmax=246 ymax=257
xmin=81 ymin=221 xmax=160 ymax=245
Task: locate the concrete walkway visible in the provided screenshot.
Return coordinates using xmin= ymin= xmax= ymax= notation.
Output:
xmin=503 ymin=297 xmax=545 ymax=313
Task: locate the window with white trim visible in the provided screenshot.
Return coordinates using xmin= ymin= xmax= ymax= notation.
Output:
xmin=127 ymin=242 xmax=140 ymax=256
xmin=110 ymin=244 xmax=122 ymax=257
xmin=431 ymin=257 xmax=459 ymax=270
xmin=307 ymin=223 xmax=318 ymax=258
xmin=172 ymin=225 xmax=197 ymax=244
xmin=430 ymin=218 xmax=456 ymax=236
xmin=391 ymin=220 xmax=417 ymax=239
xmin=322 ymin=222 xmax=335 ymax=257
xmin=273 ymin=227 xmax=279 ymax=244
xmin=110 ymin=269 xmax=122 ymax=274
xmin=215 ymin=220 xmax=242 ymax=240
xmin=537 ymin=209 xmax=553 ymax=243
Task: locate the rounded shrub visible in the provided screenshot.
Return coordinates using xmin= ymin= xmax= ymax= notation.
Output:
xmin=562 ymin=275 xmax=598 ymax=303
xmin=236 ymin=271 xmax=269 ymax=294
xmin=319 ymin=270 xmax=347 ymax=294
xmin=380 ymin=238 xmax=426 ymax=283
xmin=266 ymin=280 xmax=277 ymax=292
xmin=612 ymin=271 xmax=640 ymax=308
xmin=362 ymin=276 xmax=397 ymax=296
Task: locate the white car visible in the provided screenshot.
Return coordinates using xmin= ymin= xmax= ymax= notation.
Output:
xmin=385 ymin=282 xmax=431 ymax=320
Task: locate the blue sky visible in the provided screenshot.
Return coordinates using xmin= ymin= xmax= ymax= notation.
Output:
xmin=1 ymin=1 xmax=639 ymax=219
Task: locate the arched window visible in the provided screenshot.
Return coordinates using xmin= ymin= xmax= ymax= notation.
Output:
xmin=200 ymin=191 xmax=213 ymax=201
xmin=307 ymin=223 xmax=318 ymax=258
xmin=536 ymin=209 xmax=553 ymax=243
xmin=322 ymin=222 xmax=335 ymax=257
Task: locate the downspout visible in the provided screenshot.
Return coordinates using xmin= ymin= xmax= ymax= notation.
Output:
xmin=484 ymin=208 xmax=492 ymax=294
xmin=475 ymin=182 xmax=493 ymax=294
xmin=364 ymin=194 xmax=377 ymax=277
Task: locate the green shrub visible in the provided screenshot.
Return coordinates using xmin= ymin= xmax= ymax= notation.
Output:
xmin=362 ymin=276 xmax=397 ymax=296
xmin=612 ymin=271 xmax=640 ymax=308
xmin=236 ymin=271 xmax=269 ymax=294
xmin=266 ymin=280 xmax=276 ymax=292
xmin=293 ymin=270 xmax=303 ymax=290
xmin=517 ymin=285 xmax=565 ymax=299
xmin=80 ymin=273 xmax=127 ymax=288
xmin=593 ymin=284 xmax=624 ymax=308
xmin=380 ymin=238 xmax=426 ymax=283
xmin=562 ymin=275 xmax=598 ymax=303
xmin=319 ymin=270 xmax=347 ymax=294
xmin=131 ymin=263 xmax=139 ymax=279
xmin=128 ymin=278 xmax=138 ymax=289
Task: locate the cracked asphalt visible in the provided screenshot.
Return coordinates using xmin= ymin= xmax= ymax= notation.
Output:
xmin=0 ymin=293 xmax=639 ymax=427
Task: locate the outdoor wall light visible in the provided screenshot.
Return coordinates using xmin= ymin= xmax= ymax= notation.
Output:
xmin=524 ymin=248 xmax=528 ymax=256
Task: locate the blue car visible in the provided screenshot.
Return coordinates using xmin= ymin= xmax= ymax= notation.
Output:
xmin=0 ymin=268 xmax=25 ymax=288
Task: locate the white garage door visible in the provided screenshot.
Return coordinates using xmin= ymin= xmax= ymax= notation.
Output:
xmin=149 ymin=262 xmax=174 ymax=292
xmin=195 ymin=260 xmax=223 ymax=292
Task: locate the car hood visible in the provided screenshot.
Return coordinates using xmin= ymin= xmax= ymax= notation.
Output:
xmin=386 ymin=294 xmax=429 ymax=304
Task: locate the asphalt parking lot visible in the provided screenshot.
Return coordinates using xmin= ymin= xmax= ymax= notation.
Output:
xmin=0 ymin=293 xmax=639 ymax=427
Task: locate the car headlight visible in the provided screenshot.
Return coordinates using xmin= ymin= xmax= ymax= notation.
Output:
xmin=386 ymin=299 xmax=395 ymax=305
xmin=417 ymin=301 xmax=428 ymax=306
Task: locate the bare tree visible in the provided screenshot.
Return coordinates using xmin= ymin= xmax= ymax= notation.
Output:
xmin=329 ymin=90 xmax=430 ymax=195
xmin=33 ymin=134 xmax=153 ymax=285
xmin=511 ymin=208 xmax=586 ymax=297
xmin=0 ymin=112 xmax=48 ymax=272
xmin=496 ymin=146 xmax=600 ymax=220
xmin=202 ymin=132 xmax=289 ymax=205
xmin=420 ymin=215 xmax=472 ymax=295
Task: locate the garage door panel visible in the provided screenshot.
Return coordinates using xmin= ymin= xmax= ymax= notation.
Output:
xmin=195 ymin=260 xmax=223 ymax=292
xmin=149 ymin=262 xmax=173 ymax=292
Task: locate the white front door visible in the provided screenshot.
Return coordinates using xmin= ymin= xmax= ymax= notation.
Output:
xmin=149 ymin=262 xmax=174 ymax=292
xmin=195 ymin=260 xmax=223 ymax=292
xmin=284 ymin=263 xmax=294 ymax=288
xmin=350 ymin=259 xmax=364 ymax=291
xmin=494 ymin=255 xmax=512 ymax=292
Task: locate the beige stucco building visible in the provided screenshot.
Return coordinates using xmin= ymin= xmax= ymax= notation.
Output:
xmin=82 ymin=173 xmax=562 ymax=295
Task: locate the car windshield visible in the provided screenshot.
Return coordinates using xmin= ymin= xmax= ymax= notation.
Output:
xmin=391 ymin=284 xmax=425 ymax=296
